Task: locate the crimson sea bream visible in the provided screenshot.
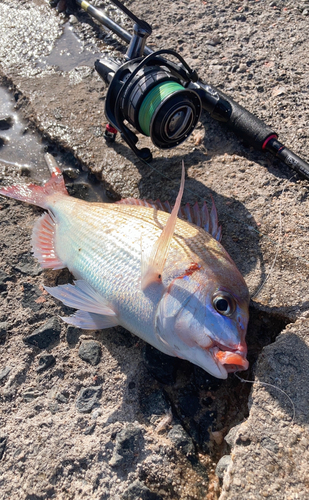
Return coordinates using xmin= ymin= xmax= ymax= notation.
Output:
xmin=0 ymin=158 xmax=250 ymax=379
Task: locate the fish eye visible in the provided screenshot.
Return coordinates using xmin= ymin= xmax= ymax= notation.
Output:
xmin=212 ymin=292 xmax=236 ymax=317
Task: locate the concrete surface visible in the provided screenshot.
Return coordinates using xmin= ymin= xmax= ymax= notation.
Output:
xmin=0 ymin=0 xmax=308 ymax=499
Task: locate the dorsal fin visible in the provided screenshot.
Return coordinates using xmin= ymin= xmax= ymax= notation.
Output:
xmin=117 ymin=191 xmax=222 ymax=242
xmin=141 ymin=162 xmax=185 ymax=290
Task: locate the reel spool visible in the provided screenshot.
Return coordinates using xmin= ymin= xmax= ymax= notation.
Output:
xmin=96 ymin=52 xmax=202 ymax=160
xmin=121 ymin=66 xmax=201 ymax=149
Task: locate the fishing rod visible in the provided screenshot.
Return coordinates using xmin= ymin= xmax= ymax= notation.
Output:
xmin=75 ymin=0 xmax=309 ymax=181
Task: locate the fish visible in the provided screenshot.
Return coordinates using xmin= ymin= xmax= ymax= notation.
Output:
xmin=0 ymin=156 xmax=250 ymax=379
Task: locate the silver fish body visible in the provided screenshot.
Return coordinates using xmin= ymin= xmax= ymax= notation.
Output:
xmin=0 ymin=164 xmax=250 ymax=379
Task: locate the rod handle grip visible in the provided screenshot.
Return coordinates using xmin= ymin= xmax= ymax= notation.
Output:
xmin=214 ymin=88 xmax=275 ymax=150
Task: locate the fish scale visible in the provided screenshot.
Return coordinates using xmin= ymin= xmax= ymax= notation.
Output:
xmin=51 ymin=198 xmax=243 ymax=344
xmin=52 ymin=198 xmax=200 ymax=331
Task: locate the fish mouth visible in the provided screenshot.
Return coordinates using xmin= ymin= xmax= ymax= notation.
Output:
xmin=211 ymin=343 xmax=249 ymax=374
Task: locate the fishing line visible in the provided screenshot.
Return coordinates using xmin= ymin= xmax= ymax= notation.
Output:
xmin=138 ymin=82 xmax=185 ymax=136
xmin=233 ymin=372 xmax=297 ymax=467
xmin=251 ymin=177 xmax=288 ymax=298
xmin=234 ymin=372 xmax=295 ymax=425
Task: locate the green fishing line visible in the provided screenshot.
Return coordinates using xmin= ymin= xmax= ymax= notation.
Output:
xmin=138 ymin=81 xmax=184 ymax=136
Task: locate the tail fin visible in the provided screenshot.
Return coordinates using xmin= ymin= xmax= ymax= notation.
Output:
xmin=0 ymin=156 xmax=68 ymax=209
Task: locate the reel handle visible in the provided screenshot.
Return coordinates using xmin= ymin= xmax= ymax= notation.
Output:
xmin=75 ymin=0 xmax=152 ymax=55
xmin=107 ymin=0 xmax=151 ymax=35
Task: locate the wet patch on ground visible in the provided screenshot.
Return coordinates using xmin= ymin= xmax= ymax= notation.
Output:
xmin=0 ymin=83 xmax=107 ymax=201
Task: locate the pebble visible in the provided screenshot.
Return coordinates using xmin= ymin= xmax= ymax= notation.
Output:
xmin=122 ymin=479 xmax=162 ymax=500
xmin=0 ymin=436 xmax=7 ymax=460
xmin=0 ymin=116 xmax=13 ymax=130
xmin=14 ymin=253 xmax=42 ymax=276
xmin=167 ymin=424 xmax=195 ymax=457
xmin=62 ymin=166 xmax=80 ymax=179
xmin=140 ymin=389 xmax=170 ymax=421
xmin=23 ymin=317 xmax=61 ymax=349
xmin=206 ymin=36 xmax=221 ymax=46
xmin=0 ymin=270 xmax=11 ymax=291
xmin=23 ymin=388 xmax=43 ymax=402
xmin=75 ymin=386 xmax=102 ymax=413
xmin=84 ymin=423 xmax=96 ymax=435
xmin=238 ymin=63 xmax=247 ymax=73
xmin=0 ymin=322 xmax=7 ymax=344
xmin=36 ymin=354 xmax=56 ymax=373
xmin=69 ymin=15 xmax=78 ymax=25
xmin=66 ymin=182 xmax=92 ymax=201
xmin=56 ymin=392 xmax=69 ymax=404
xmin=78 ymin=340 xmax=102 ymax=366
xmin=211 ymin=430 xmax=224 ymax=445
xmin=48 ymin=401 xmax=59 ymax=414
xmin=21 ymin=282 xmax=45 ymax=312
xmin=91 ymin=408 xmax=102 ymax=420
xmin=0 ymin=366 xmax=11 ymax=382
xmin=109 ymin=423 xmax=144 ymax=468
xmin=66 ymin=325 xmax=83 ymax=346
xmin=215 ymin=455 xmax=232 ymax=478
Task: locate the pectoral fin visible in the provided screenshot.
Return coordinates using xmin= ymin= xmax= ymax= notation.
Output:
xmin=141 ymin=161 xmax=185 ymax=290
xmin=45 ymin=280 xmax=119 ymax=330
xmin=32 ymin=213 xmax=65 ymax=270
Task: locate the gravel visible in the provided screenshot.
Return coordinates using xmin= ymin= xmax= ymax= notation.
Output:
xmin=167 ymin=424 xmax=195 ymax=457
xmin=0 ymin=436 xmax=7 ymax=461
xmin=0 ymin=322 xmax=7 ymax=344
xmin=109 ymin=423 xmax=144 ymax=468
xmin=0 ymin=366 xmax=10 ymax=382
xmin=78 ymin=339 xmax=102 ymax=365
xmin=75 ymin=385 xmax=102 ymax=413
xmin=215 ymin=455 xmax=232 ymax=479
xmin=122 ymin=479 xmax=163 ymax=500
xmin=23 ymin=317 xmax=61 ymax=349
xmin=36 ymin=354 xmax=56 ymax=373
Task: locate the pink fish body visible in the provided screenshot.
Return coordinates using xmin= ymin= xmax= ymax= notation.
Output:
xmin=0 ymin=159 xmax=249 ymax=379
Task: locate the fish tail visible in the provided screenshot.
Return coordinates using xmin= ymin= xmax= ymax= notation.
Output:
xmin=0 ymin=154 xmax=68 ymax=209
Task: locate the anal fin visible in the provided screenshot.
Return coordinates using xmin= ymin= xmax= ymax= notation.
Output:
xmin=31 ymin=213 xmax=65 ymax=270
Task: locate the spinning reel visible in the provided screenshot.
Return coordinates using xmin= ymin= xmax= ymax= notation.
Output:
xmin=96 ymin=49 xmax=202 ymax=160
xmin=75 ymin=0 xmax=309 ymax=179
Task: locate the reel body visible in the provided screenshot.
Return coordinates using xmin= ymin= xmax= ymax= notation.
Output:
xmin=95 ymin=52 xmax=202 ymax=160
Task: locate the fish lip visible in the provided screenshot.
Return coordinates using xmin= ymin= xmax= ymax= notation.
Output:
xmin=209 ymin=342 xmax=249 ymax=374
